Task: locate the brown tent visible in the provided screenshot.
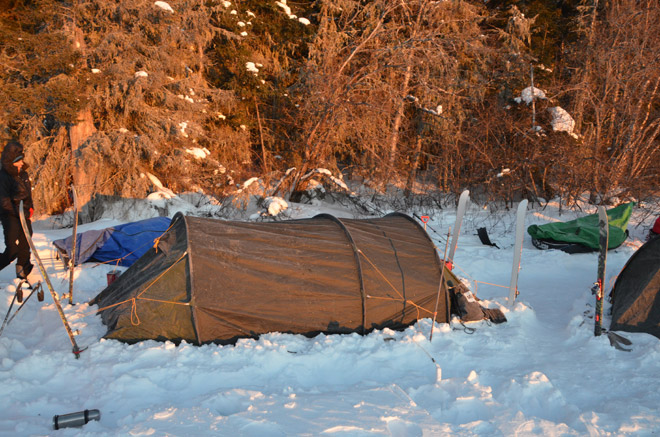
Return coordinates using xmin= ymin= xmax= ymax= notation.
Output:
xmin=90 ymin=212 xmax=452 ymax=344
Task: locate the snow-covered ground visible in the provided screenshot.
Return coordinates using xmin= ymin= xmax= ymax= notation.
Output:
xmin=1 ymin=192 xmax=659 ymax=436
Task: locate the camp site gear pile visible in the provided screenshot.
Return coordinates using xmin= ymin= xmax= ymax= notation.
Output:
xmin=53 ymin=216 xmax=171 ymax=268
xmin=91 ymin=213 xmax=462 ymax=345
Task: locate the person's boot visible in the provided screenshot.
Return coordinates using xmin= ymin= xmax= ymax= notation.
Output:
xmin=16 ymin=262 xmax=34 ymax=279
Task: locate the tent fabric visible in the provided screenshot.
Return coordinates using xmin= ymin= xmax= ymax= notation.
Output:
xmin=652 ymin=217 xmax=660 ymax=235
xmin=90 ymin=212 xmax=454 ymax=345
xmin=609 ymin=235 xmax=660 ymax=339
xmin=527 ymin=202 xmax=634 ymax=252
xmin=53 ymin=217 xmax=171 ymax=267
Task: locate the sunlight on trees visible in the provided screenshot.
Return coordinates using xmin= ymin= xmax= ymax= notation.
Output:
xmin=0 ymin=0 xmax=658 ymax=213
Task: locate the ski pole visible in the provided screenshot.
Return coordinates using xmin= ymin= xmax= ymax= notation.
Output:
xmin=4 ymin=283 xmax=42 ymax=329
xmin=0 ymin=293 xmax=18 ymax=337
xmin=19 ymin=201 xmax=85 ymax=358
xmin=67 ymin=184 xmax=79 ymax=305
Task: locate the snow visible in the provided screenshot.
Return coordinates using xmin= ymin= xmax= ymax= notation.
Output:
xmin=548 ymin=106 xmax=579 ymax=138
xmin=516 ymin=86 xmax=546 ymax=105
xmin=144 ymin=172 xmax=177 ymax=201
xmin=302 ymin=168 xmax=353 ymax=194
xmin=177 ymin=94 xmax=194 ymax=103
xmin=1 ymin=192 xmax=659 ymax=435
xmin=275 ymin=0 xmax=310 ymax=24
xmin=246 ymin=62 xmax=261 ymax=75
xmin=264 ymin=196 xmax=288 ymax=216
xmin=184 ymin=147 xmax=210 ymax=160
xmin=275 ymin=1 xmax=292 ymax=17
xmin=154 ymin=1 xmax=174 ymax=14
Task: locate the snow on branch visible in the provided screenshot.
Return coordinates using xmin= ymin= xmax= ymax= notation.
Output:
xmin=300 ymin=168 xmax=354 ymax=196
xmin=548 ymin=106 xmax=578 ymax=139
xmin=515 ymin=86 xmax=546 ymax=105
xmin=154 ymin=1 xmax=174 ymax=13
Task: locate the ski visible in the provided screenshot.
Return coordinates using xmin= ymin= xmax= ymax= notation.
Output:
xmin=19 ymin=201 xmax=85 ymax=358
xmin=430 ymin=227 xmax=451 ymax=342
xmin=594 ymin=205 xmax=609 ymax=337
xmin=0 ymin=279 xmax=44 ymax=335
xmin=447 ymin=190 xmax=470 ymax=265
xmin=508 ymin=199 xmax=528 ymax=306
xmin=65 ymin=185 xmax=79 ymax=305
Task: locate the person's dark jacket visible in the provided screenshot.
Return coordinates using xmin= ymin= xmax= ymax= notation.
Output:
xmin=0 ymin=141 xmax=33 ymax=219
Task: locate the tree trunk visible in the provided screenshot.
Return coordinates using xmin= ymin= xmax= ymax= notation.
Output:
xmin=66 ymin=20 xmax=97 ymax=213
xmin=69 ymin=109 xmax=97 ymax=216
xmin=387 ymin=63 xmax=412 ymax=177
xmin=405 ymin=134 xmax=423 ymax=199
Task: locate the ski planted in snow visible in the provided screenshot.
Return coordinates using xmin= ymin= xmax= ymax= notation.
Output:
xmin=447 ymin=190 xmax=470 ymax=265
xmin=19 ymin=201 xmax=85 ymax=358
xmin=508 ymin=199 xmax=528 ymax=307
xmin=590 ymin=207 xmax=630 ymax=348
xmin=430 ymin=227 xmax=451 ymax=342
xmin=594 ymin=206 xmax=609 ymax=337
xmin=65 ymin=184 xmax=79 ymax=305
xmin=0 ymin=280 xmax=43 ymax=337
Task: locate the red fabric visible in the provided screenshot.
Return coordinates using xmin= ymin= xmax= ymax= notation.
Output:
xmin=29 ymin=208 xmax=34 ymax=220
xmin=652 ymin=217 xmax=660 ymax=234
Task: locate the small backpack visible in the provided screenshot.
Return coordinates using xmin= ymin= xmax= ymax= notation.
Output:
xmin=448 ymin=279 xmax=507 ymax=324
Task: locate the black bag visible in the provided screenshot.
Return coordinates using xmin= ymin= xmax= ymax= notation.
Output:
xmin=448 ymin=279 xmax=485 ymax=322
xmin=481 ymin=307 xmax=507 ymax=324
xmin=448 ymin=279 xmax=507 ymax=324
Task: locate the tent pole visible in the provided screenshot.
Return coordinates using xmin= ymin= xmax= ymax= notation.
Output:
xmin=313 ymin=214 xmax=367 ymax=333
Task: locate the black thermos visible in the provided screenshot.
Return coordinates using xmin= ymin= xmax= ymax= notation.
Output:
xmin=53 ymin=409 xmax=101 ymax=430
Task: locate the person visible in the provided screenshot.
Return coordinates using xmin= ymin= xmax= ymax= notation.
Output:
xmin=0 ymin=140 xmax=34 ymax=279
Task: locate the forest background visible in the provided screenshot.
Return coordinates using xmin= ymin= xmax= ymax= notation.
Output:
xmin=1 ymin=0 xmax=658 ymax=217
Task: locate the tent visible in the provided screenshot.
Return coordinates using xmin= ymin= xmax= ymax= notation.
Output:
xmin=609 ymin=235 xmax=660 ymax=339
xmin=90 ymin=212 xmax=458 ymax=345
xmin=53 ymin=217 xmax=171 ymax=267
xmin=527 ymin=202 xmax=633 ymax=253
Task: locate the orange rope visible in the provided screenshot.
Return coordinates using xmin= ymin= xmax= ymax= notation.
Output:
xmin=96 ymin=298 xmax=134 ymax=313
xmin=366 ymin=295 xmax=433 ymax=319
xmin=449 ymin=262 xmax=510 ymax=298
xmin=95 ymin=251 xmax=190 ymax=327
xmin=130 ymin=298 xmax=139 ymax=326
xmin=153 ymin=222 xmax=176 ymax=252
xmin=357 ymin=249 xmax=405 ymax=301
xmin=473 ymin=280 xmax=509 ymax=289
xmin=136 ymin=251 xmax=188 ymax=299
xmin=357 ymin=249 xmax=435 ymax=319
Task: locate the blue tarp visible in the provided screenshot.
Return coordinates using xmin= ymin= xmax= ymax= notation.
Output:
xmin=53 ymin=216 xmax=172 ymax=267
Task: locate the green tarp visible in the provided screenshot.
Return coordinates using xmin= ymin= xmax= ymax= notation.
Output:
xmin=527 ymin=202 xmax=634 ymax=250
